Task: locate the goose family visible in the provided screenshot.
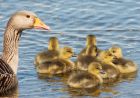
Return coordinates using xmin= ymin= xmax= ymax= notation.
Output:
xmin=0 ymin=10 xmax=137 ymax=92
xmin=35 ymin=34 xmax=137 ymax=89
xmin=0 ymin=11 xmax=50 ymax=93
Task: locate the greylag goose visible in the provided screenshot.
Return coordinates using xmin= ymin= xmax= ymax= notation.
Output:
xmin=0 ymin=10 xmax=50 ymax=93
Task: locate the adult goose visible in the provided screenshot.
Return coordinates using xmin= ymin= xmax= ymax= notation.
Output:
xmin=0 ymin=10 xmax=50 ymax=93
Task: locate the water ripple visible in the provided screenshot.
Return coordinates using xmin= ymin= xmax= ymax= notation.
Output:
xmin=0 ymin=0 xmax=140 ymax=98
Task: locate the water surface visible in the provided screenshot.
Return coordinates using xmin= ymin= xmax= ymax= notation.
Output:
xmin=0 ymin=0 xmax=140 ymax=98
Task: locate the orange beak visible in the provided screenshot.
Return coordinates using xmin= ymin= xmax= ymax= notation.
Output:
xmin=33 ymin=17 xmax=51 ymax=30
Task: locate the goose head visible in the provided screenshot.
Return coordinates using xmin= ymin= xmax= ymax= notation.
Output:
xmin=7 ymin=10 xmax=50 ymax=30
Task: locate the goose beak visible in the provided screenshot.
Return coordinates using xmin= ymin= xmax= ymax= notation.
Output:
xmin=33 ymin=17 xmax=51 ymax=31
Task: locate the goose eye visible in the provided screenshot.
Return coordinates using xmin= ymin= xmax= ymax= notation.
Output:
xmin=26 ymin=15 xmax=30 ymax=18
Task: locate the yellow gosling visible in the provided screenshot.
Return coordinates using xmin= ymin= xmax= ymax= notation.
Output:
xmin=97 ymin=50 xmax=120 ymax=83
xmin=59 ymin=47 xmax=74 ymax=59
xmin=109 ymin=46 xmax=138 ymax=74
xmin=67 ymin=62 xmax=104 ymax=89
xmin=76 ymin=45 xmax=98 ymax=71
xmin=86 ymin=34 xmax=97 ymax=46
xmin=79 ymin=34 xmax=99 ymax=55
xmin=109 ymin=45 xmax=123 ymax=58
xmin=34 ymin=37 xmax=60 ymax=66
xmin=36 ymin=47 xmax=75 ymax=74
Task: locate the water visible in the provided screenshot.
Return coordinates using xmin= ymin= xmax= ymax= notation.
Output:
xmin=0 ymin=0 xmax=140 ymax=98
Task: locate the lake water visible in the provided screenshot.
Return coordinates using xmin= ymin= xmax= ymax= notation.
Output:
xmin=0 ymin=0 xmax=140 ymax=98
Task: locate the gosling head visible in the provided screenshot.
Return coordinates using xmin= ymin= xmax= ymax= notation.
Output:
xmin=88 ymin=62 xmax=105 ymax=83
xmin=85 ymin=45 xmax=97 ymax=57
xmin=109 ymin=45 xmax=123 ymax=58
xmin=48 ymin=37 xmax=59 ymax=51
xmin=59 ymin=47 xmax=74 ymax=59
xmin=97 ymin=50 xmax=114 ymax=63
xmin=88 ymin=62 xmax=102 ymax=74
xmin=8 ymin=10 xmax=50 ymax=30
xmin=86 ymin=34 xmax=97 ymax=46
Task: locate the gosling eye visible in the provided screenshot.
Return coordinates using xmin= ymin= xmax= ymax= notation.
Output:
xmin=112 ymin=50 xmax=116 ymax=53
xmin=96 ymin=67 xmax=99 ymax=70
xmin=26 ymin=15 xmax=30 ymax=18
xmin=67 ymin=50 xmax=72 ymax=53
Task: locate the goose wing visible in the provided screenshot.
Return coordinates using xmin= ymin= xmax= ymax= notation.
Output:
xmin=0 ymin=58 xmax=17 ymax=93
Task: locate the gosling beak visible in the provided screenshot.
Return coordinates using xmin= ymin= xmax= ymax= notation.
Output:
xmin=113 ymin=56 xmax=118 ymax=60
xmin=33 ymin=17 xmax=51 ymax=30
xmin=100 ymin=70 xmax=106 ymax=74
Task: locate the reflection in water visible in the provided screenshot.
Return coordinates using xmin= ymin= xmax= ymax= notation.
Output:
xmin=64 ymin=87 xmax=101 ymax=97
xmin=0 ymin=0 xmax=140 ymax=97
xmin=36 ymin=71 xmax=137 ymax=97
xmin=119 ymin=71 xmax=137 ymax=82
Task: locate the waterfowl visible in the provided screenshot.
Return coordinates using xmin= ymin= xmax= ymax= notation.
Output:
xmin=0 ymin=10 xmax=50 ymax=92
xmin=34 ymin=37 xmax=60 ymax=66
xmin=97 ymin=50 xmax=120 ymax=83
xmin=109 ymin=46 xmax=138 ymax=74
xmin=36 ymin=47 xmax=75 ymax=74
xmin=79 ymin=34 xmax=100 ymax=55
xmin=67 ymin=62 xmax=105 ymax=89
xmin=76 ymin=45 xmax=98 ymax=70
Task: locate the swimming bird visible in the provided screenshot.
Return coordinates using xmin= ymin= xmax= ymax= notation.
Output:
xmin=109 ymin=46 xmax=138 ymax=74
xmin=79 ymin=34 xmax=100 ymax=56
xmin=76 ymin=45 xmax=98 ymax=70
xmin=0 ymin=10 xmax=50 ymax=93
xmin=36 ymin=47 xmax=75 ymax=74
xmin=67 ymin=62 xmax=105 ymax=89
xmin=97 ymin=50 xmax=120 ymax=83
xmin=34 ymin=37 xmax=60 ymax=66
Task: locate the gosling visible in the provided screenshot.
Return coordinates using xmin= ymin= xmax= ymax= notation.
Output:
xmin=97 ymin=50 xmax=120 ymax=83
xmin=34 ymin=37 xmax=60 ymax=66
xmin=79 ymin=34 xmax=100 ymax=55
xmin=36 ymin=47 xmax=75 ymax=75
xmin=67 ymin=62 xmax=105 ymax=89
xmin=109 ymin=46 xmax=138 ymax=74
xmin=76 ymin=45 xmax=98 ymax=71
